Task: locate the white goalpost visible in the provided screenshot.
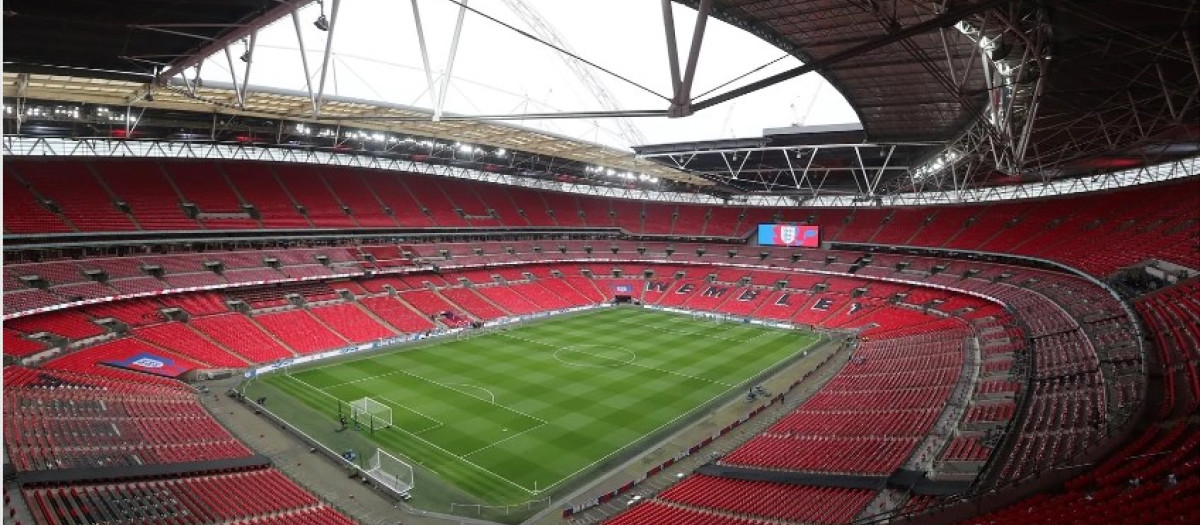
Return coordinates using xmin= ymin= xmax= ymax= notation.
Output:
xmin=364 ymin=448 xmax=415 ymax=495
xmin=691 ymin=311 xmax=727 ymax=324
xmin=339 ymin=399 xmax=413 ymax=497
xmin=348 ymin=397 xmax=393 ymax=431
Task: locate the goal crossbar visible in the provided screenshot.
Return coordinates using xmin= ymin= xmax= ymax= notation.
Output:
xmin=348 ymin=397 xmax=393 ymax=430
xmin=364 ymin=448 xmax=414 ymax=495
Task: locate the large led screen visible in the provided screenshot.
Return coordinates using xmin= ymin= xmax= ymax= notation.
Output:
xmin=758 ymin=224 xmax=820 ymax=247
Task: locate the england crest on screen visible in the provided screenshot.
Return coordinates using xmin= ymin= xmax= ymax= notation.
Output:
xmin=780 ymin=225 xmax=798 ymax=244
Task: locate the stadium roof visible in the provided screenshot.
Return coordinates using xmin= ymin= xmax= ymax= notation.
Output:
xmin=676 ymin=0 xmax=992 ymax=144
xmin=4 ymin=0 xmax=1198 ymax=199
xmin=0 ymin=73 xmax=711 ymax=188
xmin=639 ymin=0 xmax=1200 ymax=194
xmin=2 ymin=0 xmax=311 ymax=81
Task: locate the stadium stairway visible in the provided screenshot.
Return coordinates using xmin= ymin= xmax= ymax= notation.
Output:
xmin=309 ymin=303 xmax=396 ymax=343
xmin=327 ymin=171 xmax=399 ymax=228
xmin=562 ymin=275 xmax=607 ymax=303
xmin=83 ymin=161 xmax=146 ymax=231
xmin=655 ymin=474 xmax=875 ymax=524
xmin=435 ymin=286 xmax=509 ymax=320
xmin=357 ymin=295 xmax=437 ymax=333
xmin=3 ymin=169 xmax=78 ymax=233
xmin=243 ymin=315 xmax=302 ymax=357
xmin=182 ymin=322 xmax=259 ymax=365
xmin=190 ymin=314 xmax=297 ymax=363
xmin=390 ymin=293 xmax=446 ymax=330
xmin=429 ymin=288 xmax=481 ymax=323
xmin=133 ymin=324 xmax=251 ymax=369
xmin=278 ymin=166 xmax=359 ymax=228
xmin=468 ymin=286 xmax=516 ymax=317
xmin=741 ymin=292 xmax=780 ymax=319
xmin=350 ymin=300 xmax=408 ymax=335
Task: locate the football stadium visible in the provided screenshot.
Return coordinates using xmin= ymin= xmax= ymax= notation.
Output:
xmin=1 ymin=1 xmax=1198 ymax=524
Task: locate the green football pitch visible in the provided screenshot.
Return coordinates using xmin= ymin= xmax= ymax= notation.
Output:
xmin=251 ymin=307 xmax=820 ymax=507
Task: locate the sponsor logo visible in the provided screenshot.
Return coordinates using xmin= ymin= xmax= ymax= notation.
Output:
xmin=131 ymin=358 xmax=165 ymax=368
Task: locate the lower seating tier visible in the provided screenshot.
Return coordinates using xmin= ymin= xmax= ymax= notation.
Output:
xmin=657 ymin=475 xmax=874 ymax=524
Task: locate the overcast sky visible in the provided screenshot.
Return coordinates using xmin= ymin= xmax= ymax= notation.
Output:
xmin=199 ymin=0 xmax=858 ymax=150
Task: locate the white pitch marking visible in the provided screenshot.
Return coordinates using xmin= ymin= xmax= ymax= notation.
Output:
xmin=453 ymin=383 xmax=497 ymax=404
xmin=537 ymin=334 xmax=823 ymax=494
xmin=280 ymin=374 xmax=536 ymax=494
xmin=373 ymin=394 xmax=444 ymax=434
xmin=498 ymin=333 xmax=735 ymax=387
xmin=603 ymin=315 xmax=764 ymax=343
xmin=324 ymin=366 xmax=548 ymax=425
xmin=462 ymin=422 xmax=549 ymax=458
xmin=551 ymin=344 xmax=638 ymax=368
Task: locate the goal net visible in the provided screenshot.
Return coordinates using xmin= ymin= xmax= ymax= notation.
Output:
xmin=691 ymin=311 xmax=727 ymax=324
xmin=364 ymin=448 xmax=414 ymax=495
xmin=349 ymin=397 xmax=393 ymax=430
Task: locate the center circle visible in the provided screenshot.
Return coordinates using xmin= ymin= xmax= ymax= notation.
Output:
xmin=553 ymin=345 xmax=637 ymax=368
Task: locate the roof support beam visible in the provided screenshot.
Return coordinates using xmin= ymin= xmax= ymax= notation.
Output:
xmin=692 ymin=0 xmax=1014 ymax=112
xmin=435 ymin=0 xmax=470 ymax=121
xmin=1014 ymin=70 xmax=1045 ymax=169
xmin=310 ymin=109 xmax=667 ymax=121
xmin=718 ymin=149 xmax=751 ymax=180
xmin=156 ymin=1 xmax=314 ymax=83
xmin=660 ymin=0 xmax=684 ymax=106
xmin=676 ymin=0 xmax=712 ymax=117
xmin=938 ymin=28 xmax=960 ymax=87
xmin=664 ymin=0 xmax=713 ymax=117
xmin=184 ymin=63 xmax=203 ymax=98
xmin=291 ymin=10 xmax=319 ymax=115
xmin=409 ymin=0 xmax=440 ymax=121
xmin=783 ymin=148 xmax=818 ymax=193
xmin=1185 ymin=30 xmax=1200 ymax=89
xmin=315 ymin=0 xmax=343 ymax=116
xmin=238 ymin=32 xmax=257 ymax=110
xmin=129 ymin=25 xmax=222 ymax=42
xmin=223 ymin=46 xmax=244 ymax=109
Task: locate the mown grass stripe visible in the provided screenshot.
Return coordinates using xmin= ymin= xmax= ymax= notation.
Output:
xmin=259 ymin=307 xmax=818 ymax=505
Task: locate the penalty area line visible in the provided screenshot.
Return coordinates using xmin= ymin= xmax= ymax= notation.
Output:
xmin=272 ymin=367 xmax=537 ymax=494
xmin=453 ymin=384 xmax=497 ymax=404
xmin=375 ymin=367 xmax=549 ymax=426
xmin=314 ymin=367 xmax=547 ymax=425
xmin=461 ymin=422 xmax=548 ymax=458
xmin=374 ymin=395 xmax=444 ymax=434
xmin=372 ymin=412 xmax=538 ymax=495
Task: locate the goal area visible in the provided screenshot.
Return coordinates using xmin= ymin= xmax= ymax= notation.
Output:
xmin=347 ymin=397 xmax=393 ymax=432
xmin=364 ymin=448 xmax=414 ymax=495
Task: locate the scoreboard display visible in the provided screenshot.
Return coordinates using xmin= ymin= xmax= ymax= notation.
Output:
xmin=757 ymin=224 xmax=820 ymax=247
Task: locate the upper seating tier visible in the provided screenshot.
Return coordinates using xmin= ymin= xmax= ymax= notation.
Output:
xmin=4 ymin=158 xmax=1196 ymax=277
